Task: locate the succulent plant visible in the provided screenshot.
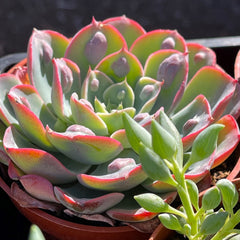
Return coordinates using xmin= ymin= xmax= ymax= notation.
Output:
xmin=0 ymin=16 xmax=239 ymax=231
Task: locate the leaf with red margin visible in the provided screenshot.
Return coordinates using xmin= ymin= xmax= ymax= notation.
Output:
xmin=106 ymin=186 xmax=177 ymax=222
xmin=176 ymin=66 xmax=237 ymax=120
xmin=187 ymin=42 xmax=216 ymax=81
xmin=211 ymin=114 xmax=240 ymax=168
xmin=130 ymin=29 xmax=187 ymax=66
xmin=144 ymin=50 xmax=188 ymax=114
xmin=27 ymin=29 xmax=69 ymax=105
xmin=54 ymin=182 xmax=124 ymax=214
xmin=77 ymin=158 xmax=148 ymax=191
xmin=19 ymin=174 xmax=59 ymax=203
xmin=46 ymin=125 xmax=123 ymax=165
xmin=3 ymin=126 xmax=89 ymax=184
xmin=103 ymin=16 xmax=146 ymax=48
xmin=171 ymin=95 xmax=213 ymax=151
xmin=70 ymin=94 xmax=108 ymax=136
xmin=8 ymin=84 xmax=57 ymax=151
xmin=0 ymin=73 xmax=21 ymax=126
xmin=51 ymin=58 xmax=81 ymax=121
xmin=95 ymin=48 xmax=143 ymax=88
xmin=65 ymin=18 xmax=127 ymax=81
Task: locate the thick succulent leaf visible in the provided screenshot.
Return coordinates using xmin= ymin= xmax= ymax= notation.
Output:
xmin=8 ymin=85 xmax=57 ymax=151
xmin=3 ymin=126 xmax=89 ymax=184
xmin=171 ymin=95 xmax=212 ymax=150
xmin=27 ymin=29 xmax=69 ymax=105
xmin=110 ymin=129 xmax=131 ymax=148
xmin=65 ymin=18 xmax=127 ymax=81
xmin=134 ymin=77 xmax=162 ymax=113
xmin=144 ymin=50 xmax=188 ymax=113
xmin=54 ymin=182 xmax=124 ymax=214
xmin=98 ymin=107 xmax=136 ymax=134
xmin=46 ymin=125 xmax=123 ymax=164
xmin=51 ymin=58 xmax=81 ymax=121
xmin=176 ymin=66 xmax=237 ymax=120
xmin=187 ymin=42 xmax=216 ymax=81
xmin=78 ymin=158 xmax=147 ymax=191
xmin=103 ymin=80 xmax=135 ymax=109
xmin=234 ymin=49 xmax=240 ymax=80
xmin=11 ymin=182 xmax=61 ymax=212
xmin=103 ymin=16 xmax=146 ymax=48
xmin=81 ymin=69 xmax=113 ymax=104
xmin=95 ymin=48 xmax=143 ymax=87
xmin=155 ymin=109 xmax=183 ymax=167
xmin=143 ymin=154 xmax=215 ymax=193
xmin=122 ymin=112 xmax=152 ymax=153
xmin=19 ymin=174 xmax=59 ymax=203
xmin=70 ymin=94 xmax=108 ymax=136
xmin=107 ymin=187 xmax=177 ymax=222
xmin=211 ymin=114 xmax=240 ymax=168
xmin=130 ymin=29 xmax=187 ymax=66
xmin=0 ymin=73 xmax=21 ymax=126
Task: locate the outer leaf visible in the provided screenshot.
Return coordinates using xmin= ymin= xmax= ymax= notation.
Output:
xmin=46 ymin=125 xmax=123 ymax=164
xmin=51 ymin=58 xmax=81 ymax=121
xmin=95 ymin=48 xmax=143 ymax=87
xmin=20 ymin=174 xmax=59 ymax=203
xmin=3 ymin=126 xmax=85 ymax=185
xmin=65 ymin=18 xmax=127 ymax=81
xmin=78 ymin=159 xmax=147 ymax=191
xmin=186 ymin=179 xmax=199 ymax=211
xmin=54 ymin=182 xmax=124 ymax=214
xmin=144 ymin=50 xmax=188 ymax=114
xmin=176 ymin=66 xmax=237 ymax=120
xmin=0 ymin=73 xmax=21 ymax=126
xmin=8 ymin=85 xmax=57 ymax=150
xmin=103 ymin=16 xmax=146 ymax=48
xmin=27 ymin=29 xmax=69 ymax=105
xmin=186 ymin=42 xmax=216 ymax=81
xmin=171 ymin=95 xmax=212 ymax=151
xmin=130 ymin=29 xmax=187 ymax=66
xmin=212 ymin=114 xmax=240 ymax=168
xmin=28 ymin=225 xmax=46 ymax=240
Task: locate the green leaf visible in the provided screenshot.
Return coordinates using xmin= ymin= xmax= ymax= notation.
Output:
xmin=200 ymin=211 xmax=228 ymax=235
xmin=159 ymin=213 xmax=183 ymax=232
xmin=186 ymin=179 xmax=199 ymax=210
xmin=138 ymin=143 xmax=177 ymax=186
xmin=122 ymin=112 xmax=151 ymax=153
xmin=188 ymin=123 xmax=224 ymax=165
xmin=156 ymin=109 xmax=183 ymax=166
xmin=216 ymin=179 xmax=239 ymax=212
xmin=28 ymin=225 xmax=46 ymax=240
xmin=134 ymin=193 xmax=169 ymax=213
xmin=202 ymin=187 xmax=221 ymax=211
xmin=151 ymin=119 xmax=177 ymax=161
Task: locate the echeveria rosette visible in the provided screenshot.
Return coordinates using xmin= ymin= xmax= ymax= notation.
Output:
xmin=0 ymin=15 xmax=239 ymax=231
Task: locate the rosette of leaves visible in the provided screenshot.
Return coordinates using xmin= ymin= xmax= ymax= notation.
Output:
xmin=0 ymin=16 xmax=239 ymax=229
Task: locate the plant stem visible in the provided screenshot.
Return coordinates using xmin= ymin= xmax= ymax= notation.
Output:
xmin=173 ymin=162 xmax=198 ymax=237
